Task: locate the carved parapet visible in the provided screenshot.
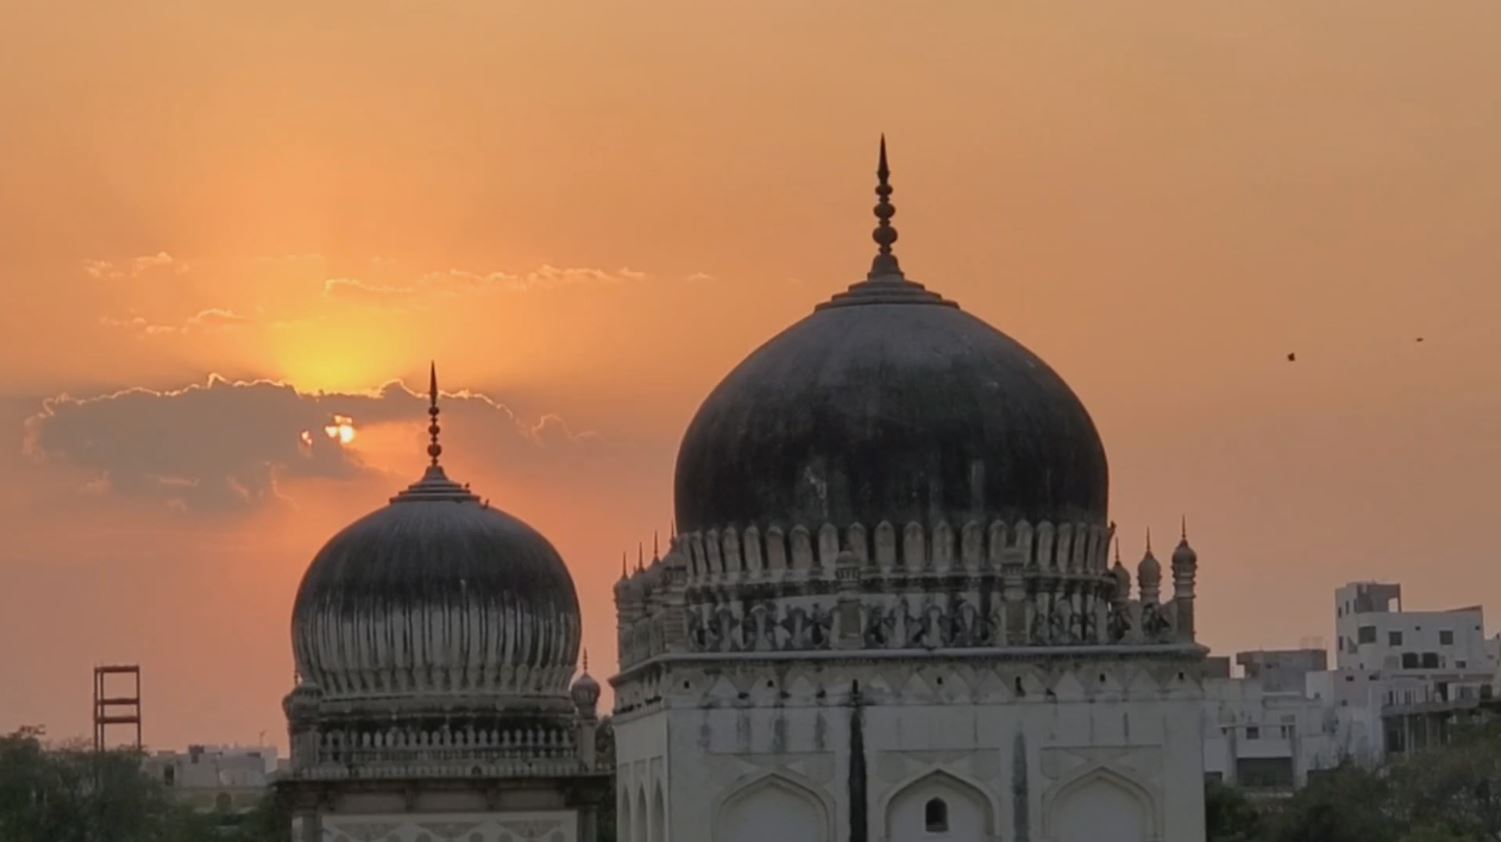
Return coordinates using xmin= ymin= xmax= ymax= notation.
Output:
xmin=615 ymin=517 xmax=1191 ymax=660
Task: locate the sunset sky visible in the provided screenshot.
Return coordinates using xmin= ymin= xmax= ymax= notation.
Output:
xmin=3 ymin=1 xmax=1501 ymax=752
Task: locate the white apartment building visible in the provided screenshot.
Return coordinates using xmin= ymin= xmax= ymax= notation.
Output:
xmin=1322 ymin=582 xmax=1498 ymax=759
xmin=1202 ymin=651 xmax=1341 ymax=790
xmin=142 ymin=744 xmax=278 ymax=814
xmin=1335 ymin=582 xmax=1493 ymax=673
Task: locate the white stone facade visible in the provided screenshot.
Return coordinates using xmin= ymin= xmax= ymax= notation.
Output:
xmin=614 ymin=650 xmax=1206 ymax=842
xmin=611 ymin=521 xmax=1209 ymax=841
xmin=307 ymin=810 xmax=578 ymax=842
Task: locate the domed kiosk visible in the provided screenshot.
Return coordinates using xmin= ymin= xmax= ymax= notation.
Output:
xmin=610 ymin=141 xmax=1209 ymax=842
xmin=281 ymin=366 xmax=609 ymax=842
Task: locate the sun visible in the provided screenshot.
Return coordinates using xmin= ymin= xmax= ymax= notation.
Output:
xmin=322 ymin=415 xmax=357 ymax=445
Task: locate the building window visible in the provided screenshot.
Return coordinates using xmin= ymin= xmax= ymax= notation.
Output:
xmin=1280 ymin=725 xmax=1294 ymax=738
xmin=1358 ymin=626 xmax=1377 ymax=644
xmin=163 ymin=766 xmax=174 ymax=787
xmin=1422 ymin=653 xmax=1440 ymax=669
xmin=1458 ymin=660 xmax=1468 ymax=669
xmin=1440 ymin=630 xmax=1454 ymax=645
xmin=1389 ymin=631 xmax=1403 ymax=646
xmin=925 ymin=798 xmax=949 ymax=833
xmin=1402 ymin=653 xmax=1419 ymax=669
xmin=1246 ymin=726 xmax=1260 ymax=740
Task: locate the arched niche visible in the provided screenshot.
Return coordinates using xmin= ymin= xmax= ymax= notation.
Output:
xmin=881 ymin=768 xmax=995 ymax=841
xmin=1043 ymin=765 xmax=1158 ymax=842
xmin=618 ymin=790 xmax=634 ymax=842
xmin=634 ymin=785 xmax=649 ymax=842
xmin=652 ymin=781 xmax=667 ymax=842
xmin=714 ymin=772 xmax=832 ymax=842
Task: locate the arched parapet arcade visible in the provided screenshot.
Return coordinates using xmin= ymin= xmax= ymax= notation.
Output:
xmin=616 ymin=519 xmax=1201 ymax=670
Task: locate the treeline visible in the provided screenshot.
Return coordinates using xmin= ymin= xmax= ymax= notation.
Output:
xmin=0 ymin=726 xmax=288 ymax=842
xmin=1208 ymin=721 xmax=1501 ymax=842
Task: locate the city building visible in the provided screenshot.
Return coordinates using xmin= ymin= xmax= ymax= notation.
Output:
xmin=610 ymin=143 xmax=1209 ymax=842
xmin=1236 ymin=649 xmax=1327 ymax=694
xmin=143 ymin=744 xmax=278 ymax=814
xmin=278 ymin=369 xmax=611 ymax=841
xmin=1202 ymin=652 xmax=1338 ymax=791
xmin=1307 ymin=582 xmax=1498 ymax=764
xmin=1335 ymin=582 xmax=1491 ymax=673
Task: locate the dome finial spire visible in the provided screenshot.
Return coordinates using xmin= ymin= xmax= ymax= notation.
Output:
xmin=869 ymin=134 xmax=902 ymax=278
xmin=426 ymin=361 xmax=443 ymax=467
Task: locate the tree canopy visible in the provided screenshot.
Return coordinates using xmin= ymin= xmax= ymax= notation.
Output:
xmin=0 ymin=727 xmax=286 ymax=842
xmin=1210 ymin=720 xmax=1501 ymax=842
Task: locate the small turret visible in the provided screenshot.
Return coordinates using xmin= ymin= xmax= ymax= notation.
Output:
xmin=1110 ymin=538 xmax=1132 ymax=605
xmin=571 ymin=652 xmax=601 ymax=769
xmin=1172 ymin=516 xmax=1198 ymax=569
xmin=1137 ymin=530 xmax=1162 ymax=605
xmin=1171 ymin=518 xmax=1198 ymax=640
xmin=571 ymin=652 xmax=601 ymax=717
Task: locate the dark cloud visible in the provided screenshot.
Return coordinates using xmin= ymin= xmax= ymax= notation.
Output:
xmin=22 ymin=376 xmax=593 ymax=512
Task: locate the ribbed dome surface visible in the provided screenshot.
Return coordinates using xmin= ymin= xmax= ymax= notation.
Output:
xmin=675 ymin=276 xmax=1108 ymax=535
xmin=292 ymin=466 xmax=580 ymax=703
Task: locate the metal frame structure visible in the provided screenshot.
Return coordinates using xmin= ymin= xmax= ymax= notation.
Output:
xmin=93 ymin=664 xmax=142 ymax=751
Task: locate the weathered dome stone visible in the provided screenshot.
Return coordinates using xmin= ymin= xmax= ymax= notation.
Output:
xmin=674 ymin=274 xmax=1109 ymax=535
xmin=291 ymin=464 xmax=581 ymax=705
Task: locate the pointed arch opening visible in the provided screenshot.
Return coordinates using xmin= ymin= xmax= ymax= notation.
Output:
xmin=714 ymin=772 xmax=831 ymax=842
xmin=882 ymin=769 xmax=994 ymax=840
xmin=1043 ymin=765 xmax=1157 ymax=842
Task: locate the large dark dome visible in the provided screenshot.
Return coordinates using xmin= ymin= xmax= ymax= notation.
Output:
xmin=674 ymin=145 xmax=1107 ymax=536
xmin=292 ymin=392 xmax=580 ymax=705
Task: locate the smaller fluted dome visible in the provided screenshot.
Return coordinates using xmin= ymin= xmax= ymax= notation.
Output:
xmin=289 ymin=368 xmax=581 ymax=710
xmin=1111 ymin=559 xmax=1132 ymax=596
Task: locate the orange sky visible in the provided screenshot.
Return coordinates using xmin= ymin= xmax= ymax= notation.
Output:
xmin=3 ymin=1 xmax=1501 ymax=752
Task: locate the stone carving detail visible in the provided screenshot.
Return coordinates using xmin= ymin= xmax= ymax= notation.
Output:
xmin=865 ymin=603 xmax=896 ymax=647
xmin=620 ymin=519 xmax=1196 ymax=667
xmin=497 ymin=819 xmax=562 ymax=839
xmin=1108 ymin=602 xmax=1132 ymax=643
xmin=1141 ymin=602 xmax=1173 ymax=641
